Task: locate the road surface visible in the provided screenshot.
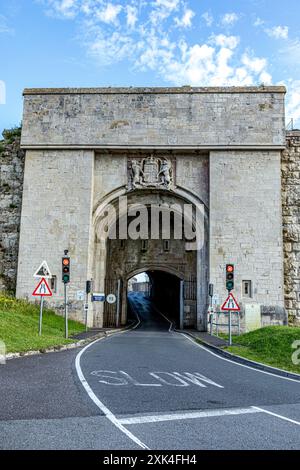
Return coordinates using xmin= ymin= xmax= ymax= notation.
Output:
xmin=0 ymin=292 xmax=299 ymax=450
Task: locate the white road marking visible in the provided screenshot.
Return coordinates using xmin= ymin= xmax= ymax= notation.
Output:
xmin=75 ymin=337 xmax=149 ymax=450
xmin=119 ymin=407 xmax=261 ymax=425
xmin=180 ymin=332 xmax=300 ymax=383
xmin=90 ymin=370 xmax=224 ymax=388
xmin=152 ymin=305 xmax=174 ymax=332
xmin=252 ymin=406 xmax=300 ymax=426
xmin=120 ymin=371 xmax=162 ymax=386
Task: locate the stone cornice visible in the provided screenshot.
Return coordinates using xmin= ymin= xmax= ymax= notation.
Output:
xmin=23 ymin=86 xmax=286 ymax=95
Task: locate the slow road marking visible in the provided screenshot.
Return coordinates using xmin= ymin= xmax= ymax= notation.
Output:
xmin=75 ymin=337 xmax=149 ymax=450
xmin=90 ymin=370 xmax=224 ymax=388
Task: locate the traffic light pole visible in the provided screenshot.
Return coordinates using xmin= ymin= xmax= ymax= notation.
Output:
xmin=64 ymin=282 xmax=68 ymax=339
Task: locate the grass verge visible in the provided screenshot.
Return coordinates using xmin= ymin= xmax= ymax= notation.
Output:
xmin=0 ymin=294 xmax=85 ymax=353
xmin=220 ymin=326 xmax=300 ymax=374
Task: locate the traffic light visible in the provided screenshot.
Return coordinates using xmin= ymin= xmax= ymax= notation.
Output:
xmin=62 ymin=256 xmax=70 ymax=284
xmin=226 ymin=264 xmax=234 ymax=291
xmin=86 ymin=280 xmax=91 ymax=295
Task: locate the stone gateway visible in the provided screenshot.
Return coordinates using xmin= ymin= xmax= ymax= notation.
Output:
xmin=15 ymin=86 xmax=287 ymax=330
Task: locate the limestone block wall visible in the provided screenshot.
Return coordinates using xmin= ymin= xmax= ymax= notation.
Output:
xmin=93 ymin=152 xmax=127 ymax=205
xmin=0 ymin=131 xmax=25 ymax=292
xmin=16 ymin=150 xmax=94 ymax=322
xmin=175 ymin=153 xmax=209 ymax=207
xmin=282 ymin=131 xmax=300 ymax=323
xmin=209 ymin=150 xmax=285 ymax=328
xmin=21 ymin=87 xmax=285 ymax=148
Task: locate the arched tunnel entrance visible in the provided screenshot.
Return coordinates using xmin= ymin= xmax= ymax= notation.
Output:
xmin=127 ymin=270 xmax=182 ymax=328
xmin=93 ymin=188 xmax=208 ymax=330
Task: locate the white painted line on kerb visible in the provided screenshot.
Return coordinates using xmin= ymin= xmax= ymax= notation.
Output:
xmin=252 ymin=406 xmax=300 ymax=426
xmin=75 ymin=335 xmax=148 ymax=450
xmin=119 ymin=407 xmax=260 ymax=425
xmin=181 ymin=333 xmax=300 ymax=384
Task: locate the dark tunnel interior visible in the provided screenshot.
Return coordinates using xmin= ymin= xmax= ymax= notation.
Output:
xmin=128 ymin=270 xmax=181 ymax=328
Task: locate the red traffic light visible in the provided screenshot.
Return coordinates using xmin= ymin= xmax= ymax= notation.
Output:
xmin=62 ymin=258 xmax=70 ymax=266
xmin=226 ymin=264 xmax=234 ymax=273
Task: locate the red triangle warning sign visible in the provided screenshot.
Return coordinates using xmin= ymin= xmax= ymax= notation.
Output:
xmin=221 ymin=293 xmax=240 ymax=311
xmin=32 ymin=278 xmax=52 ymax=297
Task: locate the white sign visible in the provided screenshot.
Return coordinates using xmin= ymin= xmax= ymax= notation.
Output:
xmin=76 ymin=290 xmax=85 ymax=301
xmin=221 ymin=293 xmax=240 ymax=311
xmin=106 ymin=293 xmax=117 ymax=304
xmin=34 ymin=261 xmax=52 ymax=279
xmin=32 ymin=278 xmax=52 ymax=297
xmin=212 ymin=294 xmax=219 ymax=306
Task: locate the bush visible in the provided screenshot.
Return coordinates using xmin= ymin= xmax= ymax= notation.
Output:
xmin=2 ymin=126 xmax=22 ymax=143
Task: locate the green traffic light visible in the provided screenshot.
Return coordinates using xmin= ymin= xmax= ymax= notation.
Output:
xmin=226 ymin=280 xmax=234 ymax=291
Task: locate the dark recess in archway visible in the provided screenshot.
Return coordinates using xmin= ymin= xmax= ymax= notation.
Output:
xmin=128 ymin=270 xmax=181 ymax=328
xmin=148 ymin=271 xmax=181 ymax=327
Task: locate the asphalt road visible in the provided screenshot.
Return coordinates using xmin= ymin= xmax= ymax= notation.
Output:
xmin=0 ymin=292 xmax=300 ymax=450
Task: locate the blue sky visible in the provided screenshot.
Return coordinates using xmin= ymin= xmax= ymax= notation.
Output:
xmin=1 ymin=0 xmax=300 ymax=131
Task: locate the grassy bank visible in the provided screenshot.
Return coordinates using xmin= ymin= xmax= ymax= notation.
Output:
xmin=222 ymin=326 xmax=300 ymax=374
xmin=0 ymin=294 xmax=85 ymax=353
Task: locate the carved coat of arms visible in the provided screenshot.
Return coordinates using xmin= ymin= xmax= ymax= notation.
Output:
xmin=128 ymin=155 xmax=174 ymax=190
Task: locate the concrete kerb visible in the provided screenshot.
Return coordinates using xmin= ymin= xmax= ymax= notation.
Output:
xmin=5 ymin=321 xmax=138 ymax=362
xmin=181 ymin=330 xmax=300 ymax=382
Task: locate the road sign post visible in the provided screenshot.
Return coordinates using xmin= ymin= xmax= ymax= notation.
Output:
xmin=116 ymin=279 xmax=121 ymax=328
xmin=39 ymin=296 xmax=44 ymax=336
xmin=221 ymin=292 xmax=240 ymax=346
xmin=228 ymin=310 xmax=232 ymax=346
xmin=180 ymin=280 xmax=184 ymax=330
xmin=85 ymin=280 xmax=92 ymax=332
xmin=32 ymin=277 xmax=52 ymax=336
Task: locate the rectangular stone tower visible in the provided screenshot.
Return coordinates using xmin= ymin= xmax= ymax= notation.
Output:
xmin=17 ymin=86 xmax=286 ymax=329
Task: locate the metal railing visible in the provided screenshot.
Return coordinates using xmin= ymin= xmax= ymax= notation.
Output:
xmin=208 ymin=311 xmax=241 ymax=345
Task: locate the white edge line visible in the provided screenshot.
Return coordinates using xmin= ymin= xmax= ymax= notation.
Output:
xmin=75 ymin=330 xmax=149 ymax=450
xmin=180 ymin=332 xmax=300 ymax=384
xmin=119 ymin=407 xmax=260 ymax=425
xmin=152 ymin=304 xmax=174 ymax=332
xmin=252 ymin=406 xmax=300 ymax=426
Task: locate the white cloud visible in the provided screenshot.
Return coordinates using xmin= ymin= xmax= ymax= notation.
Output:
xmin=45 ymin=0 xmax=79 ymax=18
xmin=286 ymin=80 xmax=300 ymax=126
xmin=266 ymin=25 xmax=289 ymax=40
xmin=213 ymin=34 xmax=239 ymax=50
xmin=88 ymin=30 xmax=136 ymax=65
xmin=126 ymin=5 xmax=138 ymax=28
xmin=201 ymin=11 xmax=213 ymax=27
xmin=97 ymin=3 xmax=122 ymax=25
xmin=154 ymin=0 xmax=180 ymax=10
xmin=0 ymin=80 xmax=6 ymax=105
xmin=149 ymin=0 xmax=180 ymax=25
xmin=253 ymin=17 xmax=264 ymax=27
xmin=174 ymin=8 xmax=195 ymax=28
xmin=221 ymin=12 xmax=239 ymax=26
xmin=0 ymin=14 xmax=14 ymax=34
xmin=40 ymin=0 xmax=272 ymax=88
xmin=241 ymin=53 xmax=267 ymax=74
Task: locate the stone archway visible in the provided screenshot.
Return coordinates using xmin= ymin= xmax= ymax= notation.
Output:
xmin=92 ymin=186 xmax=208 ymax=330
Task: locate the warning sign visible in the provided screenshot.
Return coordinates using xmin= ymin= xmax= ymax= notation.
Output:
xmin=34 ymin=261 xmax=52 ymax=279
xmin=32 ymin=278 xmax=52 ymax=297
xmin=221 ymin=293 xmax=240 ymax=311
